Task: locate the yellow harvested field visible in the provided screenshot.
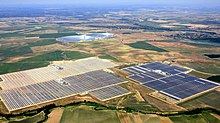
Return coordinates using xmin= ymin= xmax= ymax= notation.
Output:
xmin=133 ymin=114 xmax=144 ymax=123
xmin=160 ymin=24 xmax=177 ymax=28
xmin=46 ymin=108 xmax=64 ymax=123
xmin=181 ymin=24 xmax=209 ymax=28
xmin=150 ymin=19 xmax=169 ymax=23
xmin=117 ymin=112 xmax=169 ymax=123
xmin=159 ymin=116 xmax=174 ymax=123
xmin=211 ymin=113 xmax=220 ymax=120
xmin=135 ymin=90 xmax=145 ymax=102
xmin=31 ymin=44 xmax=71 ymax=53
xmin=117 ymin=112 xmax=133 ymax=123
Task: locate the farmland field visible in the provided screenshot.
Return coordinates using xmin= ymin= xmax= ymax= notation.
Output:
xmin=64 ymin=51 xmax=94 ymax=60
xmin=98 ymin=54 xmax=121 ymax=62
xmin=26 ymin=32 xmax=78 ymax=38
xmin=170 ymin=114 xmax=207 ymax=123
xmin=178 ymin=90 xmax=220 ymax=110
xmin=45 ymin=108 xmax=64 ymax=123
xmin=169 ymin=111 xmax=220 ymax=123
xmin=127 ymin=41 xmax=168 ymax=52
xmin=179 ymin=62 xmax=220 ymax=74
xmin=120 ymin=95 xmax=159 ymax=113
xmin=27 ymin=39 xmax=57 ymax=47
xmin=60 ymin=106 xmax=120 ymax=123
xmin=0 ymin=50 xmax=93 ymax=74
xmin=188 ymin=71 xmax=211 ymax=79
xmin=0 ymin=46 xmax=33 ymax=58
xmin=9 ymin=111 xmax=45 ymax=123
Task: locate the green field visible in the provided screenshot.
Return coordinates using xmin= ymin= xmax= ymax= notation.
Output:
xmin=121 ymin=95 xmax=159 ymax=113
xmin=141 ymin=20 xmax=167 ymax=28
xmin=0 ymin=62 xmax=49 ymax=74
xmin=0 ymin=32 xmax=26 ymax=38
xmin=201 ymin=111 xmax=220 ymax=123
xmin=180 ymin=62 xmax=220 ymax=74
xmin=0 ymin=46 xmax=33 ymax=58
xmin=0 ymin=50 xmax=93 ymax=74
xmin=26 ymin=32 xmax=78 ymax=38
xmin=60 ymin=106 xmax=120 ymax=123
xmin=0 ymin=31 xmax=78 ymax=39
xmin=169 ymin=111 xmax=220 ymax=123
xmin=0 ymin=26 xmax=30 ymax=31
xmin=27 ymin=39 xmax=57 ymax=47
xmin=9 ymin=111 xmax=45 ymax=123
xmin=0 ymin=39 xmax=58 ymax=59
xmin=170 ymin=114 xmax=207 ymax=123
xmin=98 ymin=54 xmax=121 ymax=62
xmin=21 ymin=50 xmax=65 ymax=62
xmin=64 ymin=51 xmax=94 ymax=60
xmin=178 ymin=91 xmax=220 ymax=110
xmin=127 ymin=41 xmax=168 ymax=52
xmin=188 ymin=71 xmax=211 ymax=79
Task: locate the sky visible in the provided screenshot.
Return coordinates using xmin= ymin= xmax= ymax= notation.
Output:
xmin=0 ymin=0 xmax=220 ymax=7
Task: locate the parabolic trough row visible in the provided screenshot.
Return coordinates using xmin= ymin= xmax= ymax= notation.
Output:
xmin=0 ymin=57 xmax=116 ymax=90
xmin=0 ymin=57 xmax=129 ymax=112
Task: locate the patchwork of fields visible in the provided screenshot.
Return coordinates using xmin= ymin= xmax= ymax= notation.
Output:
xmin=0 ymin=6 xmax=220 ymax=123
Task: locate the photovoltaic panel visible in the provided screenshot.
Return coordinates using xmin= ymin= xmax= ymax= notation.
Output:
xmin=90 ymin=85 xmax=130 ymax=101
xmin=123 ymin=62 xmax=219 ymax=101
xmin=143 ymin=74 xmax=220 ymax=100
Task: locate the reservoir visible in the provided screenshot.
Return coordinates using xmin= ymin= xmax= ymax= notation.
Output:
xmin=56 ymin=33 xmax=114 ymax=43
xmin=204 ymin=54 xmax=220 ymax=59
xmin=181 ymin=40 xmax=220 ymax=47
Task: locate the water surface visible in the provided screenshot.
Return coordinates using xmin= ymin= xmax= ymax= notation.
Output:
xmin=182 ymin=40 xmax=220 ymax=47
xmin=56 ymin=33 xmax=114 ymax=43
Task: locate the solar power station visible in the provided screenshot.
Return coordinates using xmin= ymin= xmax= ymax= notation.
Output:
xmin=123 ymin=62 xmax=220 ymax=101
xmin=0 ymin=57 xmax=117 ymax=90
xmin=0 ymin=58 xmax=129 ymax=112
xmin=90 ymin=85 xmax=130 ymax=101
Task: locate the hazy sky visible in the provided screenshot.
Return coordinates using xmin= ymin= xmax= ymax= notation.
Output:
xmin=0 ymin=0 xmax=220 ymax=6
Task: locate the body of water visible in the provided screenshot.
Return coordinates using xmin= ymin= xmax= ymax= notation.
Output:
xmin=56 ymin=33 xmax=114 ymax=43
xmin=204 ymin=54 xmax=220 ymax=58
xmin=182 ymin=40 xmax=220 ymax=47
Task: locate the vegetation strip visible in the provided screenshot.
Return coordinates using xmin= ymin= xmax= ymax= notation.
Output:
xmin=0 ymin=101 xmax=219 ymax=123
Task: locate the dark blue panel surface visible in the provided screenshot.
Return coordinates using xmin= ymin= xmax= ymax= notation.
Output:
xmin=138 ymin=77 xmax=155 ymax=83
xmin=142 ymin=72 xmax=165 ymax=79
xmin=143 ymin=80 xmax=165 ymax=88
xmin=123 ymin=62 xmax=219 ymax=101
xmin=172 ymin=66 xmax=189 ymax=72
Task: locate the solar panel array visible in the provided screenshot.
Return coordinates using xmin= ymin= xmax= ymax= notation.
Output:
xmin=90 ymin=85 xmax=130 ymax=101
xmin=0 ymin=70 xmax=126 ymax=111
xmin=123 ymin=62 xmax=220 ymax=101
xmin=0 ymin=57 xmax=117 ymax=90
